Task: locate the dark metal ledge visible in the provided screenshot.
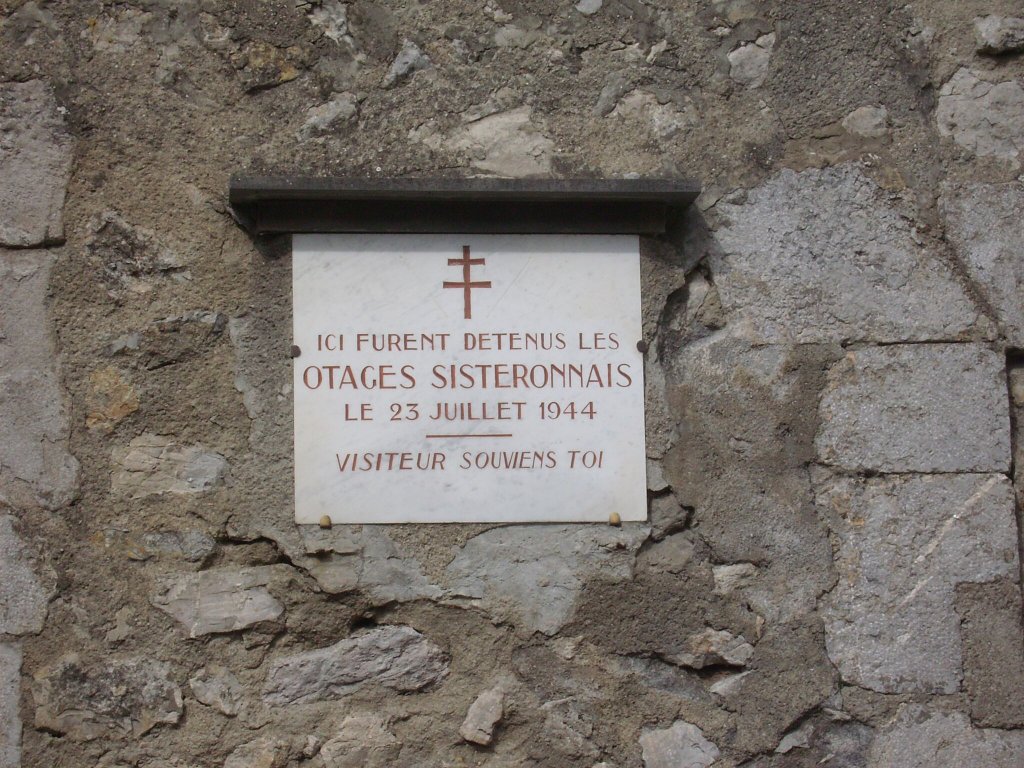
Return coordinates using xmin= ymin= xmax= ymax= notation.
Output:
xmin=228 ymin=177 xmax=700 ymax=235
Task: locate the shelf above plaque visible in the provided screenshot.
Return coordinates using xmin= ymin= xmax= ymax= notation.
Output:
xmin=228 ymin=176 xmax=700 ymax=235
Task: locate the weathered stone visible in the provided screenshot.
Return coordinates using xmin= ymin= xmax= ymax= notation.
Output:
xmin=728 ymin=33 xmax=775 ymax=89
xmin=668 ymin=628 xmax=754 ymax=669
xmin=0 ymin=514 xmax=52 ymax=635
xmin=575 ymin=0 xmax=602 ymax=16
xmin=776 ymin=720 xmax=814 ymax=753
xmin=869 ymin=705 xmax=1024 ymax=767
xmin=88 ymin=212 xmax=187 ymax=295
xmin=223 ymin=737 xmax=289 ymax=768
xmin=0 ymin=249 xmax=78 ymax=510
xmin=937 ymin=68 xmax=1024 ymax=161
xmin=383 ymin=39 xmax=430 ymax=87
xmin=955 ymin=579 xmax=1024 ymax=728
xmin=594 ymin=71 xmax=630 ymax=116
xmin=816 ymin=344 xmax=1009 ymax=473
xmin=33 ymin=655 xmax=183 ymax=740
xmin=0 ymin=80 xmax=72 ymax=247
xmin=540 ymin=698 xmax=599 ymax=760
xmin=290 ymin=525 xmax=440 ymax=603
xmin=262 ymin=625 xmax=448 ymax=705
xmin=307 ymin=0 xmax=351 ymax=44
xmin=459 ymin=686 xmax=504 ymax=745
xmin=842 ymin=105 xmax=889 ymax=138
xmin=101 ymin=529 xmax=216 ymax=563
xmin=940 ymin=182 xmax=1024 ymax=346
xmin=638 ymin=533 xmax=695 ymax=574
xmin=975 ymin=15 xmax=1024 ymax=55
xmin=709 ymin=670 xmax=751 ymax=697
xmin=446 ymin=524 xmax=647 ymax=635
xmin=445 ymin=106 xmax=554 ymax=177
xmin=712 ymin=563 xmax=758 ymax=596
xmin=817 ymin=472 xmax=1019 ymax=693
xmin=85 ymin=366 xmax=139 ymax=432
xmin=320 ymin=714 xmax=401 ymax=768
xmin=189 ymin=665 xmax=243 ymax=717
xmin=297 ymin=93 xmax=358 ymax=139
xmin=712 ymin=166 xmax=980 ymax=343
xmin=0 ymin=644 xmax=21 ymax=768
xmin=233 ymin=41 xmax=303 ymax=92
xmin=111 ymin=434 xmax=228 ymax=498
xmin=639 ymin=720 xmax=719 ymax=768
xmin=744 ymin=719 xmax=875 ymax=768
xmin=618 ymin=655 xmax=710 ymax=702
xmin=150 ymin=566 xmax=288 ymax=637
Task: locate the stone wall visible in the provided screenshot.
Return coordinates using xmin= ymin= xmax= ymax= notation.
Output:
xmin=2 ymin=1 xmax=1024 ymax=766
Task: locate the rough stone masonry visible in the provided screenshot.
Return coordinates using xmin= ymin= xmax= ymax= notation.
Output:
xmin=1 ymin=1 xmax=1024 ymax=767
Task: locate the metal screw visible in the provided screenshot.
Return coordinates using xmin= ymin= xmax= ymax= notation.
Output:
xmin=319 ymin=515 xmax=332 ymax=529
xmin=609 ymin=512 xmax=622 ymax=527
xmin=290 ymin=345 xmax=302 ymax=358
xmin=636 ymin=340 xmax=649 ymax=354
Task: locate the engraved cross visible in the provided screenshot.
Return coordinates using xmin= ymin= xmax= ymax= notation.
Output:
xmin=443 ymin=245 xmax=491 ymax=320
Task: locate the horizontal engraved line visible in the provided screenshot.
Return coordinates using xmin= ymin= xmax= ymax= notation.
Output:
xmin=425 ymin=433 xmax=513 ymax=439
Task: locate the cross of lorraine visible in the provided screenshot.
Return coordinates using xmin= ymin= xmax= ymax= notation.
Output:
xmin=443 ymin=245 xmax=491 ymax=320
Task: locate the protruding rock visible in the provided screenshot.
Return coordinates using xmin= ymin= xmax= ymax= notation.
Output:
xmin=262 ymin=625 xmax=449 ymax=705
xmin=32 ymin=655 xmax=183 ymax=740
xmin=975 ymin=15 xmax=1024 ymax=55
xmin=639 ymin=721 xmax=719 ymax=768
xmin=111 ymin=434 xmax=228 ymax=498
xmin=150 ymin=566 xmax=288 ymax=637
xmin=320 ymin=715 xmax=401 ymax=768
xmin=669 ymin=628 xmax=754 ymax=669
xmin=460 ymin=686 xmax=504 ymax=745
xmin=728 ymin=33 xmax=775 ymax=89
xmin=189 ymin=665 xmax=243 ymax=717
xmin=383 ymin=40 xmax=430 ymax=87
xmin=0 ymin=80 xmax=73 ymax=247
xmin=298 ymin=93 xmax=358 ymax=139
xmin=445 ymin=106 xmax=554 ymax=177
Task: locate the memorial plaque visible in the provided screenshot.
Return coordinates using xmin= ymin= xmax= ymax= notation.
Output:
xmin=292 ymin=233 xmax=646 ymax=523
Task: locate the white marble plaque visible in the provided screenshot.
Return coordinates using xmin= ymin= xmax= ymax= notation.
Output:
xmin=292 ymin=234 xmax=646 ymax=524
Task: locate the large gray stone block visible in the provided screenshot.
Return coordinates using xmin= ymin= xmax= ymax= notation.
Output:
xmin=941 ymin=182 xmax=1024 ymax=346
xmin=711 ymin=165 xmax=980 ymax=343
xmin=818 ymin=472 xmax=1019 ymax=693
xmin=0 ymin=81 xmax=73 ymax=247
xmin=816 ymin=344 xmax=1010 ymax=473
xmin=869 ymin=705 xmax=1024 ymax=767
xmin=0 ymin=249 xmax=78 ymax=510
